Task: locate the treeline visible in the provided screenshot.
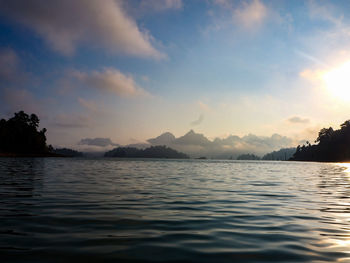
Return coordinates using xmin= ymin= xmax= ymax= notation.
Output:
xmin=104 ymin=145 xmax=189 ymax=159
xmin=291 ymin=120 xmax=350 ymax=162
xmin=236 ymin=153 xmax=260 ymax=160
xmin=0 ymin=111 xmax=49 ymax=154
xmin=53 ymin=148 xmax=83 ymax=157
xmin=262 ymin=148 xmax=296 ymax=161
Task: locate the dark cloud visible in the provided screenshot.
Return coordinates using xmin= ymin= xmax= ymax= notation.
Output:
xmin=78 ymin=138 xmax=118 ymax=147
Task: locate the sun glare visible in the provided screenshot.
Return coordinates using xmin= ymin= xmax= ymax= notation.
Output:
xmin=322 ymin=61 xmax=350 ymax=101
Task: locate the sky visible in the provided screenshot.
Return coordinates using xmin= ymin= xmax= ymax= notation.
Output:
xmin=1 ymin=0 xmax=350 ymax=153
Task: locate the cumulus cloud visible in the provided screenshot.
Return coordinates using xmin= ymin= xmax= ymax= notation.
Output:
xmin=190 ymin=114 xmax=204 ymax=126
xmin=0 ymin=0 xmax=164 ymax=58
xmin=287 ymin=116 xmax=310 ymax=124
xmin=78 ymin=138 xmax=118 ymax=147
xmin=73 ymin=68 xmax=149 ymax=98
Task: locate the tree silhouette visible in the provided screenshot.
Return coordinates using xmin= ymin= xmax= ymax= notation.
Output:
xmin=0 ymin=111 xmax=49 ymax=154
xmin=291 ymin=119 xmax=350 ymax=162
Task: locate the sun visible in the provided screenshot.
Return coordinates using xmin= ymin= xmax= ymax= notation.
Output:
xmin=322 ymin=61 xmax=350 ymax=101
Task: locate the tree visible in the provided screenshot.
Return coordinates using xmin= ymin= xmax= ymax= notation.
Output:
xmin=0 ymin=111 xmax=48 ymax=154
xmin=315 ymin=127 xmax=333 ymax=144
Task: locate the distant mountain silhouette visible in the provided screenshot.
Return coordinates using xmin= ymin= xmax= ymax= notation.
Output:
xmin=175 ymin=130 xmax=212 ymax=146
xmin=0 ymin=111 xmax=51 ymax=155
xmin=147 ymin=132 xmax=176 ymax=145
xmin=104 ymin=145 xmax=189 ymax=159
xmin=147 ymin=130 xmax=294 ymax=159
xmin=262 ymin=147 xmax=296 ymax=161
xmin=236 ymin=153 xmax=261 ymax=160
xmin=290 ymin=120 xmax=350 ymax=162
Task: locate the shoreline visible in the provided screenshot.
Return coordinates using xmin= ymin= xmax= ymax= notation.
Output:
xmin=0 ymin=152 xmax=66 ymax=158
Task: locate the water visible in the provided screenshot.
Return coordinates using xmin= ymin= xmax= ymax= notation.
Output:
xmin=1 ymin=158 xmax=350 ymax=262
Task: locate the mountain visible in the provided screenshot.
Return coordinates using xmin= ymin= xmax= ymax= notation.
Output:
xmin=147 ymin=132 xmax=176 ymax=145
xmin=175 ymin=130 xmax=212 ymax=147
xmin=146 ymin=130 xmax=296 ymax=159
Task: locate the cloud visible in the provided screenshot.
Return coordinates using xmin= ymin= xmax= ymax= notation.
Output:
xmin=308 ymin=0 xmax=342 ymax=26
xmin=0 ymin=0 xmax=164 ymax=58
xmin=52 ymin=114 xmax=91 ymax=128
xmin=78 ymin=98 xmax=99 ymax=112
xmin=190 ymin=114 xmax=204 ymax=126
xmin=197 ymin=101 xmax=211 ymax=112
xmin=78 ymin=138 xmax=118 ymax=147
xmin=73 ymin=68 xmax=149 ymax=98
xmin=0 ymin=48 xmax=19 ymax=82
xmin=234 ymin=0 xmax=267 ymax=28
xmin=287 ymin=116 xmax=310 ymax=124
xmin=139 ymin=0 xmax=182 ymax=12
xmin=1 ymin=88 xmax=41 ymax=115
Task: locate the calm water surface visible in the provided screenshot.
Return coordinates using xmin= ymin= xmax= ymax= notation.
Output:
xmin=1 ymin=158 xmax=350 ymax=262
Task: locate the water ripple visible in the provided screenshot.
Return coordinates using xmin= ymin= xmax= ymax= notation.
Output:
xmin=1 ymin=158 xmax=350 ymax=262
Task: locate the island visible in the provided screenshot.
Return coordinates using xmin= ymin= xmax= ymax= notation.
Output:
xmin=104 ymin=145 xmax=189 ymax=159
xmin=290 ymin=120 xmax=350 ymax=162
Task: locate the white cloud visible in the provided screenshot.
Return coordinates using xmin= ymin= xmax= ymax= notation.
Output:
xmin=0 ymin=0 xmax=164 ymax=58
xmin=73 ymin=68 xmax=149 ymax=98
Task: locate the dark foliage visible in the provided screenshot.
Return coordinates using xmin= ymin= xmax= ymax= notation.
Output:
xmin=104 ymin=145 xmax=189 ymax=159
xmin=236 ymin=153 xmax=261 ymax=160
xmin=262 ymin=147 xmax=296 ymax=161
xmin=0 ymin=111 xmax=48 ymax=154
xmin=53 ymin=148 xmax=84 ymax=157
xmin=291 ymin=120 xmax=350 ymax=162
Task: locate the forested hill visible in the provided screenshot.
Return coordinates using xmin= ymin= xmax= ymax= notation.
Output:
xmin=104 ymin=145 xmax=189 ymax=159
xmin=290 ymin=120 xmax=350 ymax=162
xmin=0 ymin=111 xmax=49 ymax=155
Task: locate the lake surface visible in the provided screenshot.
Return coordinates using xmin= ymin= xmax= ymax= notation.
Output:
xmin=1 ymin=158 xmax=350 ymax=262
